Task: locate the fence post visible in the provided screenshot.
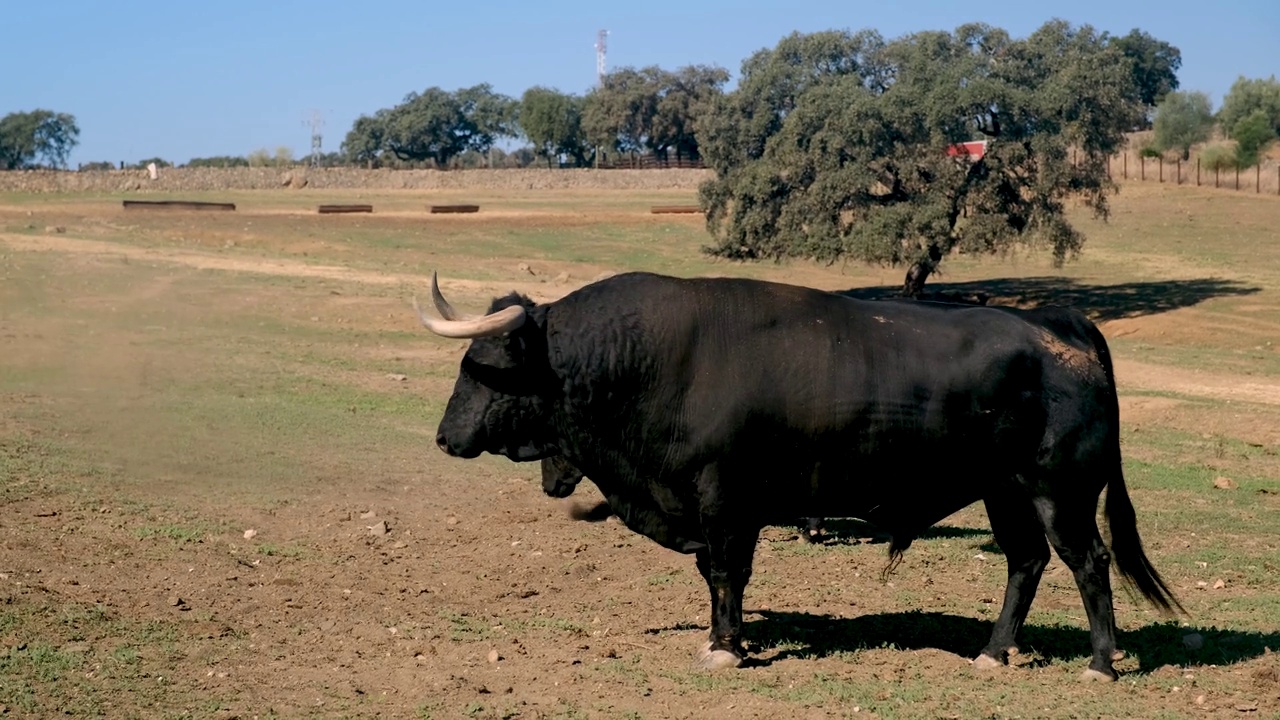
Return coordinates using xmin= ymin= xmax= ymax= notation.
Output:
xmin=1176 ymin=159 xmax=1181 ymax=185
xmin=1197 ymin=158 xmax=1200 ymax=186
xmin=1257 ymin=163 xmax=1261 ymax=193
xmin=1106 ymin=155 xmax=1110 ymax=179
xmin=1141 ymin=156 xmax=1145 ymax=180
xmin=1216 ymin=167 xmax=1220 ymax=188
xmin=1123 ymin=153 xmax=1128 ymax=179
xmin=1159 ymin=157 xmax=1163 ymax=183
xmin=1236 ymin=166 xmax=1240 ymax=191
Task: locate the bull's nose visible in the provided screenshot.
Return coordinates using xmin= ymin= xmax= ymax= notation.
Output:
xmin=435 ymin=433 xmax=450 ymax=453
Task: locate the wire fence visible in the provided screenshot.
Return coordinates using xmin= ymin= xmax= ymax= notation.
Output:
xmin=1108 ymin=151 xmax=1280 ymax=195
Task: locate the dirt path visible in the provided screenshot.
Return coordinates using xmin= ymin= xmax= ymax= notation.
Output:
xmin=8 ymin=231 xmax=1280 ymax=409
xmin=0 ymin=231 xmax=578 ymax=302
xmin=1114 ymin=358 xmax=1280 ymax=407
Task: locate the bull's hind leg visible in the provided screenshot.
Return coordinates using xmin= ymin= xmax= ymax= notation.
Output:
xmin=1032 ymin=492 xmax=1122 ymax=681
xmin=973 ymin=489 xmax=1050 ymax=670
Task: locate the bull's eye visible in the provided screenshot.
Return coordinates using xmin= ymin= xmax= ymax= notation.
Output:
xmin=461 ymin=356 xmax=540 ymax=396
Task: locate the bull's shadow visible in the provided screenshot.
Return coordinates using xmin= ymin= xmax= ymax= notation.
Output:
xmin=837 ymin=276 xmax=1260 ymax=322
xmin=730 ymin=609 xmax=1279 ymax=673
xmin=806 ymin=519 xmax=994 ymax=548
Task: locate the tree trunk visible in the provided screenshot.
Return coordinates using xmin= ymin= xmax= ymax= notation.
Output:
xmin=901 ymin=244 xmax=944 ymax=298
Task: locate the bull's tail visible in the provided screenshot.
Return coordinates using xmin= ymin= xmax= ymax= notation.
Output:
xmin=1085 ymin=318 xmax=1186 ymax=616
xmin=880 ymin=535 xmax=911 ymax=583
xmin=1104 ymin=464 xmax=1185 ymax=615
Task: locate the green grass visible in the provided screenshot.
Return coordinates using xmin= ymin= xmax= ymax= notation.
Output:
xmin=133 ymin=524 xmax=208 ymax=544
xmin=0 ymin=598 xmax=201 ymax=717
xmin=255 ymin=543 xmax=308 ymax=558
xmin=438 ymin=610 xmax=495 ymax=642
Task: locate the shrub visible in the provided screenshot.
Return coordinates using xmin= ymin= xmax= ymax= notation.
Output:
xmin=1233 ymin=109 xmax=1276 ymax=168
xmin=1200 ymin=144 xmax=1237 ymax=171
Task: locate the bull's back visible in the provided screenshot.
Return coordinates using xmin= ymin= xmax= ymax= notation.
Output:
xmin=549 ymin=274 xmax=1109 ymax=476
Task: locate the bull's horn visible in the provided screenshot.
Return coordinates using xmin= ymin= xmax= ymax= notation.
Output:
xmin=430 ymin=271 xmax=473 ymax=320
xmin=412 ymin=275 xmax=527 ymax=339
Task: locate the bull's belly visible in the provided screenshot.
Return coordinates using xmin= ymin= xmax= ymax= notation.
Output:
xmin=748 ymin=442 xmax=999 ymax=528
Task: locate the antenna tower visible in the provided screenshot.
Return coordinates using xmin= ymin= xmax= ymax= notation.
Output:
xmin=303 ymin=110 xmax=325 ymax=167
xmin=594 ymin=29 xmax=609 ymax=86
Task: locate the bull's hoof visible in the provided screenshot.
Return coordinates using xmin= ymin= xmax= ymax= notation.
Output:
xmin=1080 ymin=667 xmax=1118 ymax=682
xmin=971 ymin=653 xmax=1005 ymax=671
xmin=697 ymin=649 xmax=744 ymax=670
xmin=1111 ymin=649 xmax=1126 ymax=662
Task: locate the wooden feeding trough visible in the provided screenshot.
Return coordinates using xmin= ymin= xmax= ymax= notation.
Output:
xmin=122 ymin=200 xmax=236 ymax=211
xmin=317 ymin=204 xmax=373 ymax=214
xmin=428 ymin=204 xmax=480 ymax=214
xmin=649 ymin=205 xmax=702 ymax=214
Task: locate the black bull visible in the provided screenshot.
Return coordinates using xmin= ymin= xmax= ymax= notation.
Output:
xmin=541 ymin=441 xmax=826 ymax=538
xmin=416 ymin=271 xmax=1182 ymax=680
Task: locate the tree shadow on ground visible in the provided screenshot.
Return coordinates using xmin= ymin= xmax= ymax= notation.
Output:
xmin=738 ymin=609 xmax=1278 ymax=674
xmin=837 ymin=276 xmax=1261 ymax=322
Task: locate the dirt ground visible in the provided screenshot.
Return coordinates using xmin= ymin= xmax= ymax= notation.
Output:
xmin=2 ymin=187 xmax=1279 ymax=719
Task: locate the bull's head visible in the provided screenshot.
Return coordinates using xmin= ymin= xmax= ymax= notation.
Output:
xmin=414 ymin=273 xmax=558 ymax=462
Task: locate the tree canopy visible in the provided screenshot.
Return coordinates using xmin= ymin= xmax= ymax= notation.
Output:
xmin=698 ymin=20 xmax=1145 ymax=296
xmin=1231 ymin=110 xmax=1276 ymax=168
xmin=1153 ymin=91 xmax=1214 ymax=160
xmin=341 ymin=85 xmax=518 ymax=167
xmin=1110 ymin=29 xmax=1182 ymax=117
xmin=583 ymin=65 xmax=729 ymax=160
xmin=519 ymin=86 xmax=591 ymax=167
xmin=186 ymin=155 xmax=251 ymax=168
xmin=1217 ymin=75 xmax=1280 ymax=137
xmin=583 ymin=67 xmax=666 ymax=156
xmin=0 ymin=110 xmax=80 ymax=170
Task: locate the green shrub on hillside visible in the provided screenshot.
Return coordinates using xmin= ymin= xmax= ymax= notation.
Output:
xmin=1200 ymin=144 xmax=1237 ymax=171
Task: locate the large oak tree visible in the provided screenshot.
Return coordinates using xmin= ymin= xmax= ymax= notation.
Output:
xmin=0 ymin=110 xmax=80 ymax=170
xmin=698 ymin=20 xmax=1148 ymax=296
xmin=341 ymin=85 xmax=517 ymax=168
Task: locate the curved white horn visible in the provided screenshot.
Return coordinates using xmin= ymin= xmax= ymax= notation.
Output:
xmin=430 ymin=271 xmax=474 ymax=320
xmin=412 ymin=275 xmax=528 ymax=339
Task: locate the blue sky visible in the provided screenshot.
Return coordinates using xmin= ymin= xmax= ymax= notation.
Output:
xmin=4 ymin=0 xmax=1276 ymax=166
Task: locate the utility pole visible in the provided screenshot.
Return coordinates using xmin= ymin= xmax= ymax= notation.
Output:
xmin=302 ymin=110 xmax=325 ymax=167
xmin=595 ymin=29 xmax=609 ymax=87
xmin=594 ymin=30 xmax=609 ymax=168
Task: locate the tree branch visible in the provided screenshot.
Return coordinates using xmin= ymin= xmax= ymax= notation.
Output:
xmin=975 ymin=109 xmax=1002 ymax=137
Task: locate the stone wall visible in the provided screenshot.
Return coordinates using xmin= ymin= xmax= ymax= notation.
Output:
xmin=0 ymin=167 xmax=715 ymax=194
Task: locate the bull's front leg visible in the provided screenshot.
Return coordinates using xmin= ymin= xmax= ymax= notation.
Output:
xmin=692 ymin=464 xmax=760 ymax=670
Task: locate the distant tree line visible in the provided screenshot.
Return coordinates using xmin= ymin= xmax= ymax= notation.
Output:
xmin=338 ymin=67 xmax=731 ymax=170
xmin=1150 ymin=75 xmax=1280 ymax=169
xmin=2 ymin=26 xmax=1272 ymax=177
xmin=4 ymin=21 xmax=1276 ymax=296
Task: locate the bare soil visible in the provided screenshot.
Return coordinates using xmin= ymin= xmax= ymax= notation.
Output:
xmin=2 ymin=188 xmax=1279 ymax=719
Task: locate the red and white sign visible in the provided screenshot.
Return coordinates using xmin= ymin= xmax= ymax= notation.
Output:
xmin=945 ymin=140 xmax=988 ymax=159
